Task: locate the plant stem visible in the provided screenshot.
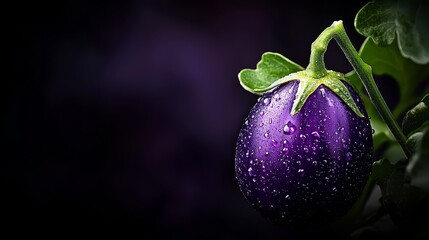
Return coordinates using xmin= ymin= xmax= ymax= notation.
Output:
xmin=306 ymin=28 xmax=333 ymax=78
xmin=306 ymin=20 xmax=412 ymax=158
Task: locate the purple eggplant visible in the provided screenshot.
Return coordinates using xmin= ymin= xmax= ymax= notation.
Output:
xmin=235 ymin=80 xmax=373 ymax=226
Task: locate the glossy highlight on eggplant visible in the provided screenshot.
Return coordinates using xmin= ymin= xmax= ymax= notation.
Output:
xmin=235 ymin=80 xmax=373 ymax=226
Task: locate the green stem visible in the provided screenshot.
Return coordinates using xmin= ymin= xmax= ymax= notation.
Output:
xmin=306 ymin=27 xmax=334 ymax=78
xmin=306 ymin=20 xmax=412 ymax=159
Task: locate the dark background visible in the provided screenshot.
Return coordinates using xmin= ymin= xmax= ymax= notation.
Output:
xmin=3 ymin=0 xmax=374 ymax=238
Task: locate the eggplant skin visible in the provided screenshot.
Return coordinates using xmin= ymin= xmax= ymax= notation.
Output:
xmin=235 ymin=80 xmax=373 ymax=227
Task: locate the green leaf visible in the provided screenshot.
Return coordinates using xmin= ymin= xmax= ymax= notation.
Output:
xmin=238 ymin=52 xmax=304 ymax=95
xmin=372 ymin=158 xmax=396 ymax=187
xmin=381 ymin=163 xmax=428 ymax=227
xmin=373 ymin=157 xmax=428 ymax=227
xmin=355 ymin=0 xmax=429 ymax=64
xmin=291 ymin=76 xmax=320 ymax=115
xmin=355 ymin=1 xmax=396 ymax=46
xmin=288 ymin=71 xmax=364 ymax=117
xmin=406 ymin=131 xmax=424 ymax=153
xmin=402 ymin=94 xmax=429 ymax=136
xmin=406 ymin=125 xmax=429 ymax=192
xmin=384 ymin=144 xmax=406 ymax=165
xmin=323 ymin=77 xmax=364 ymax=118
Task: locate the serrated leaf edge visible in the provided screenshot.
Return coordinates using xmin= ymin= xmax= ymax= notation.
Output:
xmin=238 ymin=52 xmax=304 ymax=95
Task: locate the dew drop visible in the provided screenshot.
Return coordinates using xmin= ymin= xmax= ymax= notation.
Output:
xmin=312 ymin=160 xmax=317 ymax=166
xmin=303 ymin=147 xmax=309 ymax=153
xmin=245 ymin=151 xmax=250 ymax=157
xmin=283 ymin=140 xmax=289 ymax=146
xmin=259 ymin=123 xmax=264 ymax=127
xmin=271 ymin=139 xmax=279 ymax=147
xmin=264 ymin=132 xmax=269 ymax=138
xmin=283 ymin=125 xmax=291 ymax=134
xmin=311 ymin=131 xmax=320 ymax=138
xmin=264 ymin=151 xmax=269 ymax=156
xmin=338 ymin=127 xmax=345 ymax=132
xmin=320 ymin=88 xmax=326 ymax=97
xmin=372 ymin=129 xmax=375 ymax=134
xmin=263 ymin=97 xmax=271 ymax=106
xmin=298 ymin=169 xmax=305 ymax=177
xmin=300 ymin=134 xmax=307 ymax=140
xmin=346 ymin=152 xmax=352 ymax=161
xmin=248 ymin=167 xmax=254 ymax=176
xmin=252 ymin=178 xmax=256 ymax=182
xmin=245 ymin=120 xmax=249 ymax=125
xmin=283 ymin=121 xmax=296 ymax=135
xmin=282 ymin=147 xmax=289 ymax=154
xmin=269 ymin=118 xmax=273 ymax=124
xmin=274 ymin=93 xmax=281 ymax=101
xmin=285 ymin=194 xmax=290 ymax=199
xmin=259 ymin=111 xmax=265 ymax=116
